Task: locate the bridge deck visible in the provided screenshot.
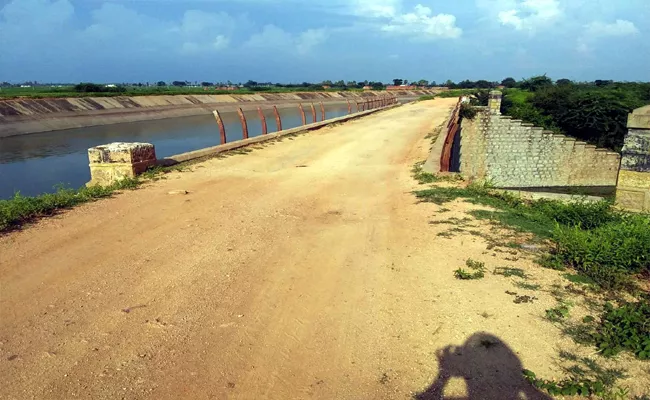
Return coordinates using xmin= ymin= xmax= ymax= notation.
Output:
xmin=1 ymin=98 xmax=564 ymax=399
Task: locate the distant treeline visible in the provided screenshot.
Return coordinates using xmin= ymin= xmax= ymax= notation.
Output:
xmin=500 ymin=76 xmax=650 ymax=151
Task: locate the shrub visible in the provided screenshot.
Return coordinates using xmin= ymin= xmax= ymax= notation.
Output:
xmin=593 ymin=297 xmax=650 ymax=359
xmin=547 ymin=214 xmax=650 ymax=289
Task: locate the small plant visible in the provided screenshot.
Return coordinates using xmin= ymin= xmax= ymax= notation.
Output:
xmin=455 ymin=259 xmax=486 ymax=280
xmin=593 ymin=297 xmax=650 ymax=359
xmin=523 ymin=369 xmax=608 ymax=397
xmin=493 ymin=267 xmax=528 ymax=279
xmin=546 ymin=302 xmax=572 ymax=322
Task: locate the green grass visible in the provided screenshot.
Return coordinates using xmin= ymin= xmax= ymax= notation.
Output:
xmin=0 ymin=179 xmax=140 ymax=232
xmin=418 ymin=95 xmax=436 ymax=101
xmin=415 ymin=183 xmax=650 ymax=290
xmin=454 ymin=259 xmax=486 ymax=280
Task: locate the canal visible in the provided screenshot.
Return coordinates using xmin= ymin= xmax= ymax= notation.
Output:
xmin=0 ymin=103 xmax=355 ymax=199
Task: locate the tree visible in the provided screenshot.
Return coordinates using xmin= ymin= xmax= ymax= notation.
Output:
xmin=243 ymin=80 xmax=258 ymax=88
xmin=556 ymin=79 xmax=573 ymax=86
xmin=201 ymin=82 xmax=213 ymax=87
xmin=444 ymin=80 xmax=456 ymax=88
xmin=417 ymin=79 xmax=429 ymax=87
xmin=519 ymin=75 xmax=553 ymax=92
xmin=475 ymin=80 xmax=492 ymax=89
xmin=392 ymin=79 xmax=403 ymax=86
xmin=429 ymin=81 xmax=437 ymax=87
xmin=172 ymin=81 xmax=186 ymax=87
xmin=321 ymin=80 xmax=333 ymax=86
xmin=333 ymin=80 xmax=345 ymax=87
xmin=501 ymin=77 xmax=517 ymax=88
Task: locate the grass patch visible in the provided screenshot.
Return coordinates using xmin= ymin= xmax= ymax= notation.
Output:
xmin=415 ymin=183 xmax=650 ymax=291
xmin=418 ymin=95 xmax=436 ymax=101
xmin=1 ymin=179 xmax=140 ymax=232
xmin=546 ymin=301 xmax=573 ymax=322
xmin=454 ymin=259 xmax=486 ymax=280
xmin=411 ymin=162 xmax=463 ymax=185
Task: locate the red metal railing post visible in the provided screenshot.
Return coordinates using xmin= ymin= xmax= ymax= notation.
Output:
xmin=273 ymin=105 xmax=282 ymax=132
xmin=320 ymin=102 xmax=325 ymax=121
xmin=257 ymin=106 xmax=267 ymax=135
xmin=237 ymin=108 xmax=249 ymax=140
xmin=310 ymin=103 xmax=317 ymax=123
xmin=212 ymin=110 xmax=226 ymax=144
xmin=299 ymin=103 xmax=306 ymax=125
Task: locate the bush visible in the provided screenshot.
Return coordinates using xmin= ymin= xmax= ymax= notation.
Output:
xmin=459 ymin=103 xmax=478 ymax=120
xmin=548 ymin=214 xmax=650 ymax=290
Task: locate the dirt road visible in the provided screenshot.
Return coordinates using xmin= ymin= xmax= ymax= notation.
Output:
xmin=1 ymin=99 xmax=566 ymax=399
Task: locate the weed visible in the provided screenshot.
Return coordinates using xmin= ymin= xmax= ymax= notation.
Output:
xmin=523 ymin=369 xmax=609 ymax=397
xmin=455 ymin=259 xmax=486 ymax=280
xmin=593 ymin=297 xmax=650 ymax=359
xmin=1 ymin=178 xmax=140 ymax=232
xmin=454 ymin=268 xmax=484 ymax=280
xmin=414 ymin=184 xmax=650 ymax=291
xmin=493 ymin=267 xmax=528 ymax=279
xmin=546 ymin=302 xmax=572 ymax=322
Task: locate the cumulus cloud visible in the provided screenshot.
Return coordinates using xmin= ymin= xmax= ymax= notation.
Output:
xmin=244 ymin=25 xmax=329 ymax=55
xmin=577 ymin=19 xmax=639 ymax=53
xmin=381 ymin=4 xmax=462 ymax=39
xmin=497 ymin=0 xmax=562 ymax=31
xmin=584 ymin=19 xmax=639 ymax=38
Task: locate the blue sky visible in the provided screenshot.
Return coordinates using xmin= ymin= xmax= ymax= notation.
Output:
xmin=1 ymin=0 xmax=648 ymax=83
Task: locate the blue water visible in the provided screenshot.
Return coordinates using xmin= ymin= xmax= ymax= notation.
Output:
xmin=0 ymin=104 xmax=352 ymax=199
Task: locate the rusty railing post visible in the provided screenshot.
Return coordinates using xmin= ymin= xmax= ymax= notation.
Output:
xmin=299 ymin=103 xmax=306 ymax=125
xmin=273 ymin=105 xmax=282 ymax=132
xmin=356 ymin=102 xmax=360 ymax=112
xmin=347 ymin=100 xmax=352 ymax=114
xmin=310 ymin=103 xmax=317 ymax=123
xmin=237 ymin=108 xmax=249 ymax=139
xmin=320 ymin=102 xmax=325 ymax=121
xmin=212 ymin=110 xmax=227 ymax=144
xmin=257 ymin=106 xmax=267 ymax=135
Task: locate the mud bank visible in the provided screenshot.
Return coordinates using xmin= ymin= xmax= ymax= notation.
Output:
xmin=0 ymin=90 xmax=439 ymax=137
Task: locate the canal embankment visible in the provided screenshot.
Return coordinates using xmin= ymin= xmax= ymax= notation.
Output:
xmin=0 ymin=90 xmax=438 ymax=137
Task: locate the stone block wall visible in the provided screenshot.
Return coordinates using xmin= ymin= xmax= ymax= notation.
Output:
xmin=616 ymin=106 xmax=650 ymax=211
xmin=459 ymin=111 xmax=621 ymax=188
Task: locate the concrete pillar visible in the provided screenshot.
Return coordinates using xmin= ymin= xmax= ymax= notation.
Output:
xmin=87 ymin=142 xmax=157 ymax=187
xmin=616 ymin=106 xmax=650 ymax=211
xmin=488 ymin=90 xmax=502 ymax=115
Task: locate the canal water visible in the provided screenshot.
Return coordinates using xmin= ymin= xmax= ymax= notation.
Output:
xmin=0 ymin=103 xmax=353 ymax=199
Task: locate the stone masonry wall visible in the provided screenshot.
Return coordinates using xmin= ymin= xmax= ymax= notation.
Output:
xmin=459 ymin=110 xmax=621 ymax=188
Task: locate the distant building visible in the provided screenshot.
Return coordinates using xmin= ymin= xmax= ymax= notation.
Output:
xmin=105 ymin=84 xmax=117 ymax=88
xmin=322 ymin=85 xmax=331 ymax=89
xmin=362 ymin=86 xmax=372 ymax=90
xmin=215 ymin=86 xmax=237 ymax=91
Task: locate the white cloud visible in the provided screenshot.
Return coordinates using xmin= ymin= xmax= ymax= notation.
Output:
xmin=497 ymin=0 xmax=562 ymax=31
xmin=584 ymin=19 xmax=639 ymax=38
xmin=577 ymin=19 xmax=639 ymax=53
xmin=349 ymin=0 xmax=400 ymax=18
xmin=381 ymin=4 xmax=462 ymax=39
xmin=244 ymin=25 xmax=329 ymax=55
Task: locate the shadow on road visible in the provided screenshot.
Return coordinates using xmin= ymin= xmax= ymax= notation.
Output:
xmin=415 ymin=332 xmax=552 ymax=400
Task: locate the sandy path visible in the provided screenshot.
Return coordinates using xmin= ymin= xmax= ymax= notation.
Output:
xmin=1 ymin=99 xmax=566 ymax=399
